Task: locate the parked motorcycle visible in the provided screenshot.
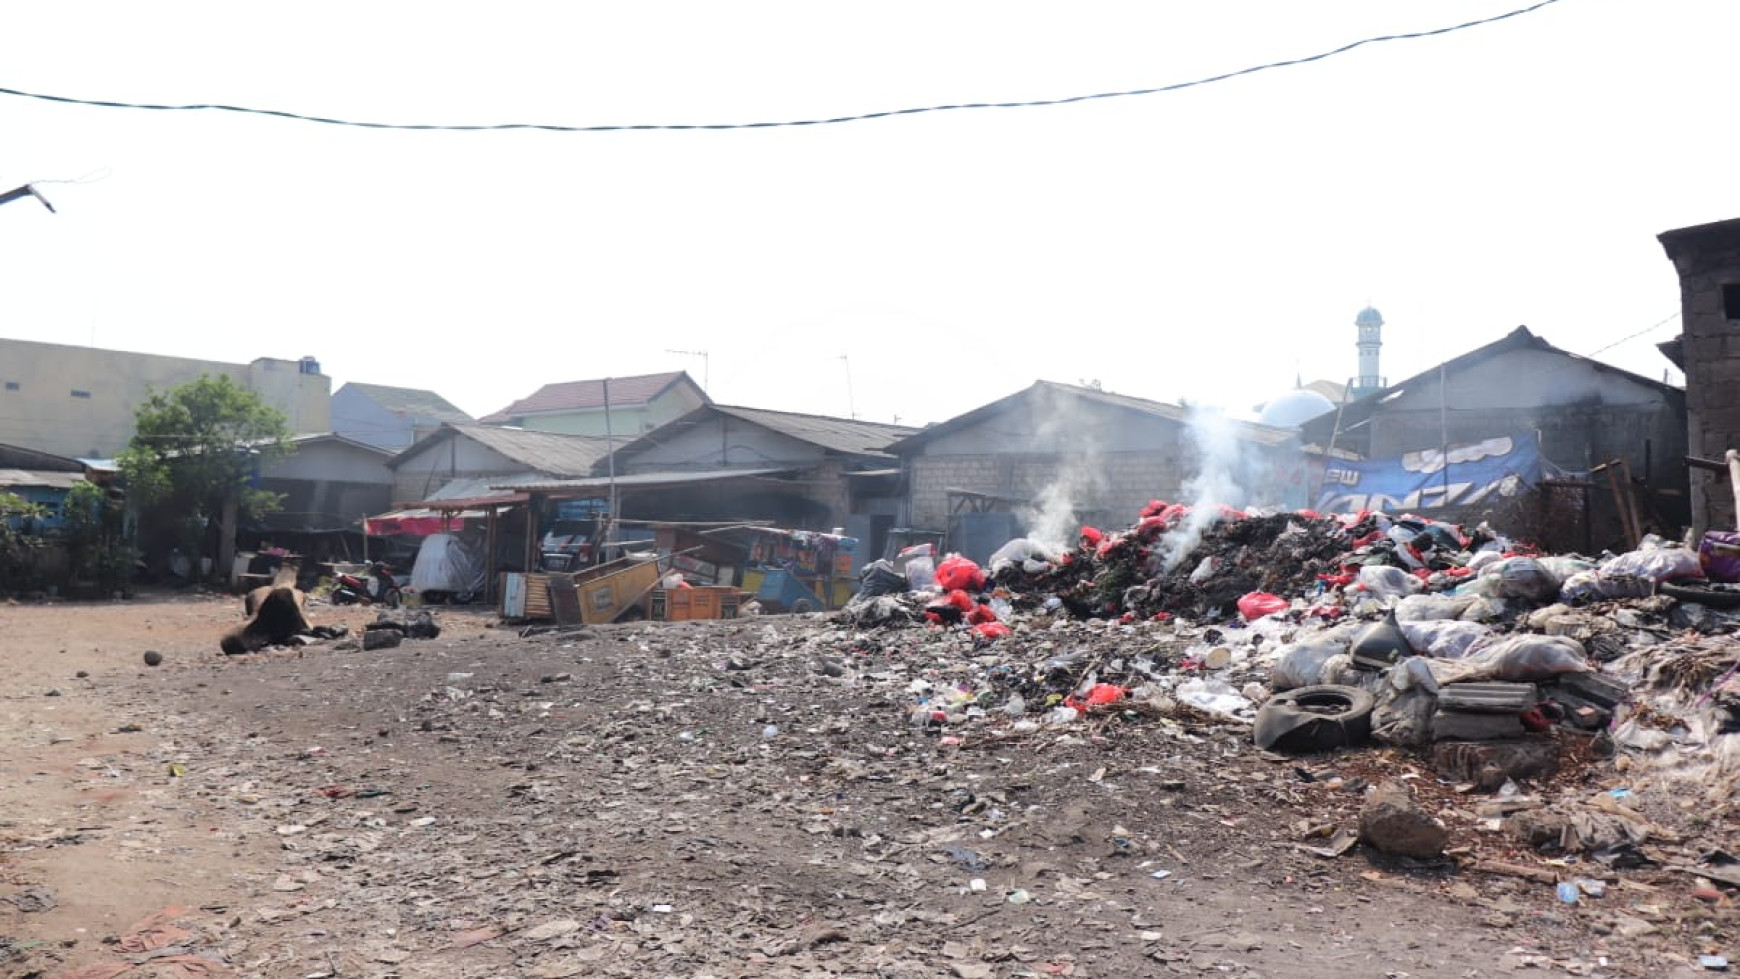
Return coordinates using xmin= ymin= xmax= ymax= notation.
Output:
xmin=331 ymin=561 xmax=403 ymax=608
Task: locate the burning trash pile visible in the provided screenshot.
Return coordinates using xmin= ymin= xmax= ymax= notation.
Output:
xmin=834 ymin=501 xmax=1740 ymax=845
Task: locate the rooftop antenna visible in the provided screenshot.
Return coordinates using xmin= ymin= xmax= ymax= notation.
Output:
xmin=840 ymin=354 xmax=857 ymax=419
xmin=665 ymin=349 xmax=710 ymax=393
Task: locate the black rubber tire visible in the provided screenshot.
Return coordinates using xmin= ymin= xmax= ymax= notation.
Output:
xmin=1254 ymin=683 xmax=1375 ymax=752
xmin=1662 ymin=581 xmax=1740 ymax=609
xmin=790 ymin=598 xmax=816 ymax=615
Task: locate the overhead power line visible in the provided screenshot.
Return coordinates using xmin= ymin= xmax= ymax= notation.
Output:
xmin=0 ymin=0 xmax=1567 ymax=134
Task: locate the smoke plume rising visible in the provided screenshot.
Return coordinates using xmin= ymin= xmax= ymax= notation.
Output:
xmin=1159 ymin=405 xmax=1247 ymax=572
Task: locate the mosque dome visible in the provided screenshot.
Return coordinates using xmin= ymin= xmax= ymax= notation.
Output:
xmin=1258 ymin=388 xmax=1337 ymax=429
xmin=1355 ymin=306 xmax=1384 ymax=329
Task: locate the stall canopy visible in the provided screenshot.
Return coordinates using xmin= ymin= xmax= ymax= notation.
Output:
xmin=365 ymin=509 xmax=467 ymax=536
xmin=364 ymin=491 xmax=529 ymax=537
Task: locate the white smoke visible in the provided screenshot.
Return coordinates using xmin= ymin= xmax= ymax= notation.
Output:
xmin=1019 ymin=387 xmax=1106 ymax=553
xmin=1026 ymin=470 xmax=1097 ymax=553
xmin=1159 ymin=405 xmax=1248 ymax=573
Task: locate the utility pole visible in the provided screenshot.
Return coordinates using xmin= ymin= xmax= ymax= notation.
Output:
xmin=603 ymin=377 xmax=618 ymax=556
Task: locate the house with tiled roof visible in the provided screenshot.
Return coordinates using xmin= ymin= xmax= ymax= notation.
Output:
xmin=332 ymin=382 xmax=474 ymax=451
xmin=479 ymin=372 xmax=708 ymax=438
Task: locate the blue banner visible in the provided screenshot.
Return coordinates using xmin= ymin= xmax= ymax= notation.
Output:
xmin=1315 ymin=434 xmax=1541 ymax=513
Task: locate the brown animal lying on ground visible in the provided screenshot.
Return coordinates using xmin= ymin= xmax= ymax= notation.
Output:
xmin=221 ymin=584 xmax=312 ymax=655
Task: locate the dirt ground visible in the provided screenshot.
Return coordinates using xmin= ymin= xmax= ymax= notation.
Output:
xmin=0 ymin=594 xmax=1733 ymax=978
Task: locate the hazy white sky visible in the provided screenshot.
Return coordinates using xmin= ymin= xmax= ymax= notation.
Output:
xmin=1 ymin=1 xmax=1732 ymax=429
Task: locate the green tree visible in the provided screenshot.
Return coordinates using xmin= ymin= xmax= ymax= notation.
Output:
xmin=118 ymin=375 xmax=291 ymax=579
xmin=0 ymin=490 xmax=46 ymax=593
xmin=62 ymin=480 xmax=136 ymax=595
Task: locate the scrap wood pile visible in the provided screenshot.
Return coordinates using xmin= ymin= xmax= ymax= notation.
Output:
xmin=831 ymin=498 xmax=1740 ymax=879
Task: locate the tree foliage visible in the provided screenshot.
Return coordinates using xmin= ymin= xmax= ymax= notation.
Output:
xmin=62 ymin=480 xmax=136 ymax=592
xmin=0 ymin=490 xmax=47 ymax=593
xmin=118 ymin=375 xmax=291 ymax=524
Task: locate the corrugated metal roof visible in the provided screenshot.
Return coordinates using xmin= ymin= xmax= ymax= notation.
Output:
xmin=708 ymin=405 xmax=919 ymax=458
xmin=0 ymin=469 xmax=83 ymax=490
xmin=887 ymin=381 xmax=1297 ymax=453
xmin=393 ymin=424 xmax=611 ymax=476
xmin=285 ymin=432 xmax=396 ymax=456
xmin=499 ymin=467 xmax=796 ymax=495
xmin=479 ymin=372 xmax=700 ymax=423
xmin=1297 ymin=326 xmax=1686 ymax=447
xmin=338 ymin=382 xmax=474 ymax=423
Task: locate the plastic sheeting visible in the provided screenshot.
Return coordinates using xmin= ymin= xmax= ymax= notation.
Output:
xmin=410 ymin=533 xmax=487 ymax=596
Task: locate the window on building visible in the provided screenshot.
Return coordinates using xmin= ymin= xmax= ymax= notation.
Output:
xmin=70 ymin=389 xmax=91 ymax=399
xmin=1724 ymin=283 xmax=1740 ymax=321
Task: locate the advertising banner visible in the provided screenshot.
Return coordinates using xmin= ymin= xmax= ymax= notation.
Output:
xmin=1315 ymin=434 xmax=1540 ymax=514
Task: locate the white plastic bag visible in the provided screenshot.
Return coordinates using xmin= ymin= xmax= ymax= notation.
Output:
xmin=903 ymin=556 xmax=937 ymax=591
xmin=1458 ymin=634 xmax=1589 ymax=681
xmin=1270 ymin=637 xmax=1350 ymax=690
xmin=1599 ymin=546 xmax=1702 ymax=583
xmin=1357 ymin=565 xmax=1423 ymax=601
xmin=1394 ymin=593 xmax=1475 ymax=622
xmin=988 ymin=538 xmax=1057 ymax=575
xmin=1399 ymin=619 xmax=1494 ymax=660
xmin=1175 ymin=678 xmax=1253 ymax=718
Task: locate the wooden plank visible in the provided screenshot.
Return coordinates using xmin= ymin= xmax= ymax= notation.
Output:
xmin=525 ymin=574 xmax=553 ymax=620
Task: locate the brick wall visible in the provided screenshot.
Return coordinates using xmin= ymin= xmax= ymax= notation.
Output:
xmin=908 ymin=451 xmax=1187 ymax=531
xmin=1662 ymin=220 xmax=1740 ymax=533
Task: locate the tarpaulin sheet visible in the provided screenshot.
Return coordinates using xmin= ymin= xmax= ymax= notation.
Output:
xmin=410 ymin=533 xmax=487 ymax=595
xmin=1315 ymin=433 xmax=1542 ymax=514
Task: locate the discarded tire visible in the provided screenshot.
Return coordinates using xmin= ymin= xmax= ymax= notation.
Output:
xmin=1253 ymin=683 xmax=1375 ymax=752
xmin=1661 ymin=582 xmax=1740 ymax=610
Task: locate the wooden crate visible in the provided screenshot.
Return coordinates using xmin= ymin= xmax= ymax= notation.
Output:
xmin=572 ymin=558 xmax=662 ymax=625
xmin=650 ymin=585 xmax=741 ymax=621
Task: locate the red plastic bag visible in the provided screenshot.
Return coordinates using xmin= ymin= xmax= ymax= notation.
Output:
xmin=1079 ymin=526 xmax=1104 ymax=548
xmin=967 ymin=603 xmax=998 ymax=625
xmin=1066 ymin=683 xmax=1128 ymax=710
xmin=946 ymin=589 xmax=975 ymax=611
xmin=1236 ymin=590 xmax=1288 ymax=621
xmin=972 ymin=621 xmax=1012 ymax=640
xmin=936 ymin=556 xmax=985 ymax=592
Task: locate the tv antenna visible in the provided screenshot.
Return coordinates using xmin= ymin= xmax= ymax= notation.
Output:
xmin=665 ymin=349 xmax=710 ymax=392
xmin=840 ymin=354 xmax=857 ymax=420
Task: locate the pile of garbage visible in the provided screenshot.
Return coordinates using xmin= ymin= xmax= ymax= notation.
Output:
xmin=836 ymin=500 xmax=1740 ymax=821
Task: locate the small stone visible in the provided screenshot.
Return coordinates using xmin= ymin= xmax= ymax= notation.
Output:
xmin=1612 ymin=915 xmax=1658 ymax=938
xmin=143 ymin=650 xmax=162 ymax=666
xmin=1359 ymin=780 xmax=1448 ymax=859
xmin=523 ymin=919 xmax=581 ymax=941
